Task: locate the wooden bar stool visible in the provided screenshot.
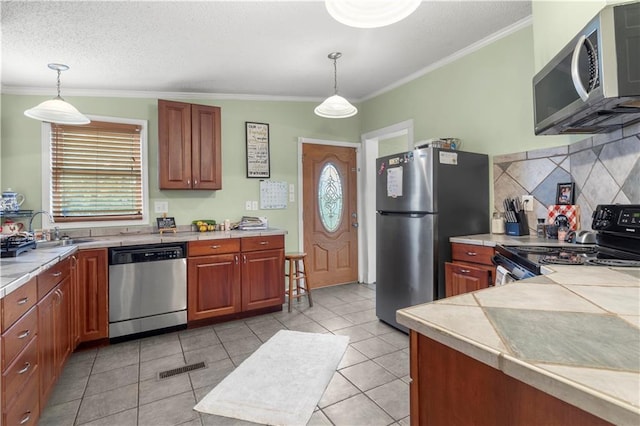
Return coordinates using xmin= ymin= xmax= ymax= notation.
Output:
xmin=285 ymin=252 xmax=313 ymax=312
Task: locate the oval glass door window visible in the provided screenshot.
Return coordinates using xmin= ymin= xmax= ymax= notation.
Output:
xmin=318 ymin=163 xmax=343 ymax=232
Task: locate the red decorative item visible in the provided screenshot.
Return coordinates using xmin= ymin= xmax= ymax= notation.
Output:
xmin=547 ymin=205 xmax=581 ymax=230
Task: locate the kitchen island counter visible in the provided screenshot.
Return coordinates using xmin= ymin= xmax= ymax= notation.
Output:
xmin=397 ymin=261 xmax=640 ymax=425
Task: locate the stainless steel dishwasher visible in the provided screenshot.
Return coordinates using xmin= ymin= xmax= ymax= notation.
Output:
xmin=108 ymin=242 xmax=187 ymax=340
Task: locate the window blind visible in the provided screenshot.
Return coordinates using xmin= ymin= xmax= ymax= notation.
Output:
xmin=51 ymin=121 xmax=143 ymax=222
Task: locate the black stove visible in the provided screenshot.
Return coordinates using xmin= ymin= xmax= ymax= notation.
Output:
xmin=1 ymin=234 xmax=37 ymax=258
xmin=494 ymin=204 xmax=640 ymax=278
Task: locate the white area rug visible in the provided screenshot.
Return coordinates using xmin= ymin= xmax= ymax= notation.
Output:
xmin=194 ymin=330 xmax=349 ymax=425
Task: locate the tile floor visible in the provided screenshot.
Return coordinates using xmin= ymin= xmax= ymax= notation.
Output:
xmin=39 ymin=283 xmax=411 ymax=426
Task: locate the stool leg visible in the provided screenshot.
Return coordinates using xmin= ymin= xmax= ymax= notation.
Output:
xmin=295 ymin=260 xmax=302 ymax=295
xmin=302 ymin=257 xmax=313 ymax=308
xmin=288 ymin=259 xmax=294 ymax=313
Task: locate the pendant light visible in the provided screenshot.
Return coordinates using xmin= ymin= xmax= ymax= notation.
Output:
xmin=24 ymin=63 xmax=90 ymax=125
xmin=325 ymin=0 xmax=421 ymax=28
xmin=314 ymin=52 xmax=358 ymax=119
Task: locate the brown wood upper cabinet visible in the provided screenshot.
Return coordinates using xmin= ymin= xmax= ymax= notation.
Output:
xmin=158 ymin=99 xmax=222 ymax=190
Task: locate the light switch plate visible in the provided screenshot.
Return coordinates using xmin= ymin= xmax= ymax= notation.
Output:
xmin=154 ymin=201 xmax=169 ymax=213
xmin=251 ymin=201 xmax=258 ymax=210
xmin=245 ymin=201 xmax=252 ymax=210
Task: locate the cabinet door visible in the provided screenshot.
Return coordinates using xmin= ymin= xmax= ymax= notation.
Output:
xmin=70 ymin=255 xmax=80 ymax=349
xmin=187 ymin=254 xmax=241 ymax=321
xmin=159 ymin=99 xmax=192 ymax=189
xmin=77 ymin=249 xmax=109 ymax=342
xmin=241 ymin=249 xmax=285 ymax=311
xmin=37 ymin=287 xmax=57 ymax=406
xmin=444 ymin=262 xmax=491 ymax=297
xmin=191 ymin=104 xmax=221 ymax=190
xmin=56 ymin=277 xmax=72 ymax=372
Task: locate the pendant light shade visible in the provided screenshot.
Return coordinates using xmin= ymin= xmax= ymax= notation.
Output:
xmin=24 ymin=63 xmax=90 ymax=125
xmin=325 ymin=0 xmax=421 ymax=28
xmin=315 ymin=52 xmax=357 ymax=119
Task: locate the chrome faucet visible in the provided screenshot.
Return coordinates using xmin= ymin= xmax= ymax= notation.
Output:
xmin=28 ymin=210 xmax=55 ymax=235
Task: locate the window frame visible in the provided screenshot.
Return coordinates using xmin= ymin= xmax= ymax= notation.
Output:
xmin=40 ymin=115 xmax=149 ymax=230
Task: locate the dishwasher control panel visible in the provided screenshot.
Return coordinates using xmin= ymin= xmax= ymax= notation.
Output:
xmin=109 ymin=242 xmax=187 ymax=265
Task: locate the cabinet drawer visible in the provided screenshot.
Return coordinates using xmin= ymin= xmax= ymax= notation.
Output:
xmin=241 ymin=235 xmax=284 ymax=252
xmin=37 ymin=256 xmax=71 ymax=299
xmin=1 ymin=306 xmax=37 ymax=370
xmin=2 ymin=336 xmax=38 ymax=408
xmin=3 ymin=370 xmax=39 ymax=426
xmin=451 ymin=243 xmax=494 ymax=266
xmin=189 ymin=238 xmax=240 ymax=257
xmin=2 ymin=276 xmax=37 ymax=333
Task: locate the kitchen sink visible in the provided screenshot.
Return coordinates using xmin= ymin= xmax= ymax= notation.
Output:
xmin=36 ymin=238 xmax=95 ymax=248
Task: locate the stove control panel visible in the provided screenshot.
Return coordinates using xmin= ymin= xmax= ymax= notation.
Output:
xmin=592 ymin=204 xmax=640 ymax=233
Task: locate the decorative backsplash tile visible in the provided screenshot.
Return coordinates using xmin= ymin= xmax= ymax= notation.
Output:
xmin=494 ymin=121 xmax=640 ymax=232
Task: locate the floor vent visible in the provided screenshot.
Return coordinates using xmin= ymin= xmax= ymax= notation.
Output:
xmin=158 ymin=361 xmax=206 ymax=379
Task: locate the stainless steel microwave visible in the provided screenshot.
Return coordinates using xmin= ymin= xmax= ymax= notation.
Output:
xmin=533 ymin=1 xmax=640 ymax=135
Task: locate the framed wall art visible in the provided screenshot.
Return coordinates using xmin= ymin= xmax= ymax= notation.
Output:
xmin=246 ymin=122 xmax=270 ymax=178
xmin=556 ymin=182 xmax=575 ymax=205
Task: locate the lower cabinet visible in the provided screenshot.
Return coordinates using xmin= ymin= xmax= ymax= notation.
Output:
xmin=409 ymin=331 xmax=610 ymax=425
xmin=77 ymin=249 xmax=109 ymax=342
xmin=188 ymin=252 xmax=241 ymax=320
xmin=187 ymin=235 xmax=285 ymax=322
xmin=1 ymin=276 xmax=39 ymax=426
xmin=445 ymin=243 xmax=495 ymax=297
xmin=444 ymin=262 xmax=491 ymax=296
xmin=241 ymin=247 xmax=285 ymax=311
xmin=38 ymin=276 xmax=72 ymax=407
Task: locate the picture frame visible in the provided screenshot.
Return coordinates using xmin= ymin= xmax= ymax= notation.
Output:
xmin=556 ymin=182 xmax=575 ymax=205
xmin=245 ymin=122 xmax=270 ymax=178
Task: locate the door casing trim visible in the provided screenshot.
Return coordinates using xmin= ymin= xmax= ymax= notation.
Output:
xmin=297 ymin=137 xmax=362 ymax=283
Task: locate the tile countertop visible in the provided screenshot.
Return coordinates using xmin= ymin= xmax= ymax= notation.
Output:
xmin=449 ymin=233 xmax=590 ymax=247
xmin=0 ymin=228 xmax=286 ymax=299
xmin=397 ymin=234 xmax=640 ymax=425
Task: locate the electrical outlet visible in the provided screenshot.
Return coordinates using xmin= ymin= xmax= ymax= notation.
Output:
xmin=522 ymin=195 xmax=534 ymax=211
xmin=251 ymin=201 xmax=258 ymax=210
xmin=245 ymin=201 xmax=252 ymax=210
xmin=154 ymin=201 xmax=168 ymax=214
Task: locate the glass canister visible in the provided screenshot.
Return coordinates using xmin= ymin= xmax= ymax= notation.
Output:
xmin=536 ymin=218 xmax=547 ymax=238
xmin=491 ymin=212 xmax=505 ymax=234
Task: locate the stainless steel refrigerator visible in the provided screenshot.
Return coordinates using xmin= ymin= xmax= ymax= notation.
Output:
xmin=376 ymin=147 xmax=489 ymax=331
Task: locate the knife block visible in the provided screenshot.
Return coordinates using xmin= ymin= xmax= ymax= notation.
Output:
xmin=505 ymin=211 xmax=529 ymax=236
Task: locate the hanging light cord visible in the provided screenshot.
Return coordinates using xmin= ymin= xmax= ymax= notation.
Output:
xmin=55 ymin=69 xmax=63 ymax=99
xmin=332 ymin=56 xmax=338 ymax=95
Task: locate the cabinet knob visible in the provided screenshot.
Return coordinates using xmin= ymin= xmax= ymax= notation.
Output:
xmin=17 ymin=329 xmax=30 ymax=339
xmin=52 ymin=271 xmax=62 ymax=277
xmin=259 ymin=241 xmax=268 ymax=245
xmin=466 ymin=251 xmax=477 ymax=256
xmin=210 ymin=245 xmax=221 ymax=249
xmin=17 ymin=297 xmax=29 ymax=305
xmin=460 ymin=269 xmax=471 ymax=274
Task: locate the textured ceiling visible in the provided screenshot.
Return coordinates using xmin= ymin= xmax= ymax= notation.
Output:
xmin=1 ymin=1 xmax=532 ymax=101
